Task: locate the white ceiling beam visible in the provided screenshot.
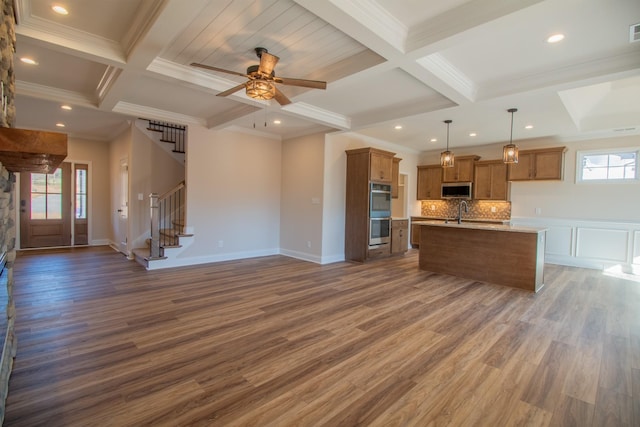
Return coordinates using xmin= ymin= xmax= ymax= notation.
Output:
xmin=97 ymin=0 xmax=211 ymax=111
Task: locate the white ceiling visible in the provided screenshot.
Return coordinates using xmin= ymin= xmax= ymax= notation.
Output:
xmin=11 ymin=0 xmax=640 ymax=153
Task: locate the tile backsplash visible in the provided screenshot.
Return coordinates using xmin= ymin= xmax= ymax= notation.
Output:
xmin=420 ymin=200 xmax=511 ymax=221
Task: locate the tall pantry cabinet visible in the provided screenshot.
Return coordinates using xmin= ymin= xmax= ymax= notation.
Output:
xmin=345 ymin=147 xmax=396 ymax=262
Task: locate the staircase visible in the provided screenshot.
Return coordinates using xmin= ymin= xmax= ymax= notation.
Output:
xmin=143 ymin=119 xmax=186 ymax=154
xmin=132 ymin=181 xmax=193 ymax=269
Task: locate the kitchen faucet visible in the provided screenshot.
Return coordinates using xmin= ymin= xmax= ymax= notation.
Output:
xmin=458 ymin=200 xmax=469 ymax=224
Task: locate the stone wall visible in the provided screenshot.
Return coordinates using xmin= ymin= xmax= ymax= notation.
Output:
xmin=0 ymin=164 xmax=15 ymax=423
xmin=0 ymin=0 xmax=15 ymax=128
xmin=0 ymin=0 xmax=17 ymax=422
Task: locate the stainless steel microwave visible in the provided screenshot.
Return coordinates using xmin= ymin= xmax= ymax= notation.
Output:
xmin=441 ymin=182 xmax=472 ymax=199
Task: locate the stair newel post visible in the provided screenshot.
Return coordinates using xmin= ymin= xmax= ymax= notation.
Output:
xmin=149 ymin=192 xmax=160 ymax=259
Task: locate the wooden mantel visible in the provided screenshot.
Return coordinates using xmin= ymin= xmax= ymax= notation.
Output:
xmin=0 ymin=127 xmax=67 ymax=173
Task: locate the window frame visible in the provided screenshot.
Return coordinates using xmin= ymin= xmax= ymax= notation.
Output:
xmin=576 ymin=147 xmax=639 ymax=184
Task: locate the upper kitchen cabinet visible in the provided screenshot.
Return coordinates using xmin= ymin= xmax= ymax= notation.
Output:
xmin=442 ymin=155 xmax=480 ymax=182
xmin=507 ymin=147 xmax=567 ymax=181
xmin=417 ymin=165 xmax=442 ymax=200
xmin=474 ymin=160 xmax=508 ymax=200
xmin=392 ymin=157 xmax=402 ymax=198
xmin=369 ymin=149 xmax=395 ymax=183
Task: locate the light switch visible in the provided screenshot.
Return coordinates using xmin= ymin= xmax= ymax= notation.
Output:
xmin=138 ymin=193 xmax=144 ymax=201
xmin=311 ymin=197 xmax=321 ymax=205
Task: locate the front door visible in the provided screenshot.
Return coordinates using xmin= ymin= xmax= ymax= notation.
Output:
xmin=20 ymin=162 xmax=72 ymax=248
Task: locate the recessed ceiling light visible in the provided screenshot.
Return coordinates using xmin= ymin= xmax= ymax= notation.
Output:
xmin=20 ymin=57 xmax=38 ymax=65
xmin=394 ymin=125 xmax=402 ymax=130
xmin=430 ymin=138 xmax=437 ymax=142
xmin=525 ymin=125 xmax=533 ymax=129
xmin=273 ymin=119 xmax=281 ymax=124
xmin=469 ymin=132 xmax=477 ymax=137
xmin=55 ymin=123 xmax=65 ymax=128
xmin=547 ymin=33 xmax=565 ymax=43
xmin=52 ymin=5 xmax=69 ymax=15
xmin=61 ymin=105 xmax=72 ymax=111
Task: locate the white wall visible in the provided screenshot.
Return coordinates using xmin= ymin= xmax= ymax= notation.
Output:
xmin=322 ymin=132 xmax=421 ymax=263
xmin=109 ymin=126 xmax=131 ymax=254
xmin=176 ymin=126 xmax=281 ymax=264
xmin=129 ymin=122 xmax=185 ymax=249
xmin=280 ymin=132 xmax=325 ymax=263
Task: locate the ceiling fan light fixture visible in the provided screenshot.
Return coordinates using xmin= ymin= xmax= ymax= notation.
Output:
xmin=441 ymin=119 xmax=455 ymax=168
xmin=245 ymin=79 xmax=275 ymax=100
xmin=503 ymin=108 xmax=519 ymax=164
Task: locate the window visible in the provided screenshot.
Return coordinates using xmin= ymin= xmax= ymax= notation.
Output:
xmin=75 ymin=165 xmax=88 ymax=219
xmin=577 ymin=149 xmax=638 ymax=182
xmin=30 ymin=169 xmax=63 ymax=219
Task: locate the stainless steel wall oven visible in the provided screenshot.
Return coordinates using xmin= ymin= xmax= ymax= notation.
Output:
xmin=369 ymin=183 xmax=391 ymax=246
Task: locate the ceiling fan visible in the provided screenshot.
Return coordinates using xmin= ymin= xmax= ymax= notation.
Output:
xmin=190 ymin=47 xmax=327 ymax=105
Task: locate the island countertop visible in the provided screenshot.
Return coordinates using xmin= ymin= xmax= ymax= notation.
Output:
xmin=413 ymin=220 xmax=547 ymax=234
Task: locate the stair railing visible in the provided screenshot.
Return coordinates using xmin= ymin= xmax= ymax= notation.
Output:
xmin=142 ymin=119 xmax=186 ymax=154
xmin=149 ymin=181 xmax=185 ymax=259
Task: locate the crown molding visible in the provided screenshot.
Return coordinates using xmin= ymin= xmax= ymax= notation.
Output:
xmin=282 ymin=102 xmax=351 ymax=130
xmin=112 ymin=101 xmax=206 ymax=127
xmin=16 ymin=80 xmax=96 ymax=107
xmin=328 ymin=0 xmax=407 ymax=53
xmin=416 ymin=53 xmax=477 ymax=102
xmin=14 ymin=6 xmax=125 ymax=65
xmin=147 ymin=57 xmax=237 ymax=93
xmin=477 ymin=48 xmax=640 ymax=100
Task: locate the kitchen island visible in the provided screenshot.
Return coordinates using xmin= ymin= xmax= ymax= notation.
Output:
xmin=415 ymin=221 xmax=547 ymax=292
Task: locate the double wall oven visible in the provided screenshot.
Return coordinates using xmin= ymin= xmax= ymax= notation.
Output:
xmin=369 ymin=183 xmax=391 ymax=247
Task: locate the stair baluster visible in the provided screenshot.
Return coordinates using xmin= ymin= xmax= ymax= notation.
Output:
xmin=149 ymin=181 xmax=185 ymax=259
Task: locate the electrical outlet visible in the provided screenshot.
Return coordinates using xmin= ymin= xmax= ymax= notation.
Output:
xmin=430 ymin=204 xmax=436 ymax=211
xmin=491 ymin=206 xmax=496 ymax=213
xmin=535 ymin=208 xmax=541 ymax=216
xmin=218 ymin=240 xmax=224 ymax=248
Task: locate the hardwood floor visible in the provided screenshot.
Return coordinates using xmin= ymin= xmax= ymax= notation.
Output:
xmin=4 ymin=246 xmax=639 ymax=426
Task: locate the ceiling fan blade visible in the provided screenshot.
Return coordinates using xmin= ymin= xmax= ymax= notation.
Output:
xmin=258 ymin=52 xmax=279 ymax=76
xmin=217 ymin=83 xmax=246 ymax=97
xmin=190 ymin=62 xmax=248 ymax=78
xmin=273 ymin=87 xmax=291 ymax=106
xmin=275 ymin=77 xmax=327 ymax=90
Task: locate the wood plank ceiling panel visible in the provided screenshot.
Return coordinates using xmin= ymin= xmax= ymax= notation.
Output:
xmin=162 ymin=0 xmax=371 ymax=83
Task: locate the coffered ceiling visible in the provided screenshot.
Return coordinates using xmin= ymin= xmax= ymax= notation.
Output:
xmin=12 ymin=0 xmax=640 ymax=152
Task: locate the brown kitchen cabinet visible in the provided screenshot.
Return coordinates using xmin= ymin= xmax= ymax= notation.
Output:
xmin=344 ymin=147 xmax=396 ymax=262
xmin=442 ymin=155 xmax=480 ymax=182
xmin=417 ymin=165 xmax=442 ymax=200
xmin=369 ymin=150 xmax=394 ymax=183
xmin=392 ymin=157 xmax=402 ymax=198
xmin=474 ymin=160 xmax=508 ymax=200
xmin=391 ymin=219 xmax=408 ymax=254
xmin=507 ymin=147 xmax=566 ymax=181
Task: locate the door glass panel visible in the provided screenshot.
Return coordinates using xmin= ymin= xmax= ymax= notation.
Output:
xmin=30 ymin=168 xmax=63 ymax=219
xmin=47 ymin=194 xmax=62 ymax=219
xmin=30 ymin=194 xmax=46 ymax=219
xmin=31 ymin=173 xmax=46 ymax=193
xmin=75 ymin=168 xmax=87 ymax=219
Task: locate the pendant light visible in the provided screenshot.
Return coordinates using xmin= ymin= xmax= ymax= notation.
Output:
xmin=503 ymin=108 xmax=519 ymax=163
xmin=440 ymin=119 xmax=454 ymax=168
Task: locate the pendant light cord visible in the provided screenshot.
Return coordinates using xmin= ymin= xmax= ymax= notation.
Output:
xmin=508 ymin=108 xmax=517 ymax=144
xmin=444 ymin=119 xmax=452 ymax=150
